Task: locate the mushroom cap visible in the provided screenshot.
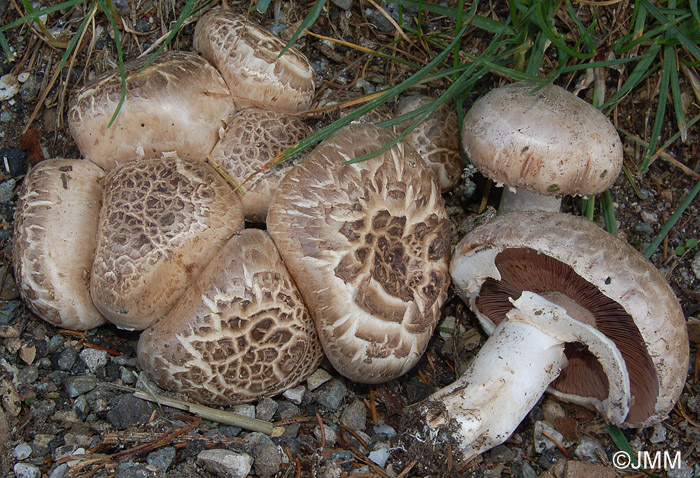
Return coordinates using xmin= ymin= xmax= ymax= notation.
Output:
xmin=193 ymin=8 xmax=315 ymax=113
xmin=395 ymin=95 xmax=462 ymax=192
xmin=450 ymin=211 xmax=688 ymax=426
xmin=68 ymin=50 xmax=235 ymax=170
xmin=462 ymin=82 xmax=623 ymax=196
xmin=90 ymin=157 xmax=244 ymax=331
xmin=209 ymin=108 xmax=313 ymax=223
xmin=137 ymin=229 xmax=323 ymax=405
xmin=13 ymin=159 xmax=106 ymax=330
xmin=267 ymin=123 xmax=451 ymax=384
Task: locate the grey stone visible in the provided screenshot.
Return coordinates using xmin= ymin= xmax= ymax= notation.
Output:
xmin=368 ymin=446 xmax=390 ymax=468
xmin=320 ymin=461 xmax=343 ymax=478
xmin=306 ymin=368 xmax=332 ymax=390
xmin=277 ymin=400 xmax=300 ymax=420
xmin=64 ymin=375 xmax=97 ymax=398
xmin=197 ymin=449 xmax=253 ymax=478
xmin=512 ymin=461 xmax=537 ymax=478
xmin=340 ymin=399 xmax=366 ymax=431
xmin=73 ymin=394 xmax=90 ymax=420
xmin=146 ymin=446 xmax=176 ymax=471
xmin=331 ymin=0 xmax=352 ymax=10
xmin=231 ymin=403 xmax=255 ymax=418
xmin=18 ymin=365 xmax=39 ymax=384
xmin=13 ymin=442 xmax=32 ymax=460
xmin=54 ymin=347 xmax=78 ymax=371
xmin=372 ymin=423 xmax=396 ymax=437
xmin=650 ymin=423 xmax=667 ymax=443
xmin=115 ymin=461 xmax=159 ymax=478
xmin=533 ymin=421 xmax=568 ymax=453
xmin=19 ymin=73 xmax=41 ymax=103
xmin=14 ymin=463 xmax=41 ymax=478
xmin=79 ymin=348 xmax=108 ymax=373
xmin=252 ymin=440 xmax=282 ymax=477
xmin=315 ymin=379 xmax=347 ymax=411
xmin=49 ymin=463 xmax=69 ymax=478
xmin=256 ymin=397 xmax=277 ymax=422
xmin=85 ymin=386 xmax=112 ymax=413
xmin=489 ymin=444 xmax=516 ymax=463
xmin=573 ymin=435 xmax=607 ymax=463
xmin=283 ymin=385 xmax=305 ymax=405
xmin=326 ymin=450 xmax=354 ymax=471
xmin=663 ymin=459 xmax=693 ymax=478
xmin=106 ymin=395 xmax=156 ymax=430
xmin=0 ymin=299 xmax=19 ymax=323
xmin=635 ymin=222 xmax=654 ymax=234
xmin=135 ymin=17 xmax=150 ymax=33
xmin=313 ymin=423 xmax=338 ymax=447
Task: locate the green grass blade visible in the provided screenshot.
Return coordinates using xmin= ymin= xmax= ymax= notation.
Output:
xmin=642 ymin=0 xmax=700 ymax=62
xmin=607 ymin=424 xmax=640 ymax=468
xmin=601 ymin=45 xmax=661 ymax=110
xmin=600 ymin=190 xmax=618 ymax=236
xmin=0 ymin=31 xmax=13 ymax=61
xmin=668 ymin=49 xmax=687 ymax=141
xmin=643 ymin=176 xmax=700 ymax=258
xmin=562 ymin=55 xmax=645 ymax=72
xmin=96 ymin=0 xmax=126 ymax=128
xmin=256 ymin=0 xmax=272 ymax=14
xmin=138 ymin=0 xmax=197 ymax=73
xmin=0 ymin=0 xmax=86 ymax=32
xmin=390 ymin=0 xmax=514 ymax=34
xmin=535 ymin=1 xmax=594 ymax=60
xmin=279 ymin=0 xmax=326 ymax=57
xmin=639 ymin=45 xmax=673 ymax=173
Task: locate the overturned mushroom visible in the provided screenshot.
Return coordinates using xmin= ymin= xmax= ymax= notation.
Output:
xmin=90 ymin=158 xmax=244 ymax=331
xmin=138 ymin=229 xmax=323 ymax=405
xmin=268 ymin=123 xmax=450 ymax=383
xmin=194 ymin=8 xmax=315 ymax=113
xmin=395 ymin=95 xmax=462 ymax=192
xmin=68 ymin=51 xmax=235 ymax=170
xmin=13 ymin=159 xmax=106 ymax=330
xmin=462 ymin=82 xmax=623 ymax=213
xmin=209 ymin=108 xmax=313 ymax=223
xmin=402 ymin=212 xmax=688 ymax=461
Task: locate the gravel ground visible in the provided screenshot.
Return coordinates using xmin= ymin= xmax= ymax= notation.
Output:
xmin=0 ymin=1 xmax=699 ymax=477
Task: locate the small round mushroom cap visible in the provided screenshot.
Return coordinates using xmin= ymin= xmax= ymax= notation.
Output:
xmin=13 ymin=159 xmax=106 ymax=330
xmin=268 ymin=123 xmax=451 ymax=384
xmin=137 ymin=229 xmax=323 ymax=405
xmin=462 ymin=82 xmax=623 ymax=197
xmin=209 ymin=108 xmax=313 ymax=223
xmin=68 ymin=50 xmax=235 ymax=170
xmin=450 ymin=211 xmax=688 ymax=426
xmin=90 ymin=157 xmax=244 ymax=331
xmin=395 ymin=95 xmax=462 ymax=192
xmin=193 ymin=8 xmax=315 ymax=113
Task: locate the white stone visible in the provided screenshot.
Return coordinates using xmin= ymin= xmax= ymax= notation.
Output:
xmin=13 ymin=442 xmax=32 ymax=460
xmin=231 ymin=403 xmax=255 ymax=418
xmin=14 ymin=463 xmax=41 ymax=478
xmin=197 ymin=449 xmax=253 ymax=478
xmin=368 ymin=446 xmax=390 ymax=468
xmin=79 ymin=348 xmax=108 ymax=373
xmin=306 ymin=368 xmax=332 ymax=391
xmin=283 ymin=385 xmax=305 ymax=405
xmin=650 ymin=423 xmax=667 ymax=444
xmin=0 ymin=74 xmax=19 ymax=101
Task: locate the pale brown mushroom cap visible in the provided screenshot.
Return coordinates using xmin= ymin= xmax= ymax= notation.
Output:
xmin=68 ymin=51 xmax=235 ymax=170
xmin=395 ymin=95 xmax=462 ymax=192
xmin=209 ymin=108 xmax=313 ymax=223
xmin=268 ymin=123 xmax=451 ymax=384
xmin=450 ymin=211 xmax=688 ymax=427
xmin=462 ymin=82 xmax=623 ymax=196
xmin=193 ymin=8 xmax=315 ymax=113
xmin=13 ymin=159 xmax=106 ymax=330
xmin=90 ymin=158 xmax=244 ymax=331
xmin=137 ymin=229 xmax=323 ymax=405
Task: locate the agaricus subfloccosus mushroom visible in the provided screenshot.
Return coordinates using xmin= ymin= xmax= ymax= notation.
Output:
xmin=209 ymin=108 xmax=313 ymax=223
xmin=462 ymin=82 xmax=623 ymax=213
xmin=68 ymin=50 xmax=235 ymax=170
xmin=90 ymin=157 xmax=244 ymax=331
xmin=194 ymin=8 xmax=315 ymax=113
xmin=402 ymin=212 xmax=688 ymax=460
xmin=137 ymin=229 xmax=323 ymax=405
xmin=13 ymin=159 xmax=106 ymax=330
xmin=395 ymin=95 xmax=462 ymax=192
xmin=268 ymin=123 xmax=450 ymax=384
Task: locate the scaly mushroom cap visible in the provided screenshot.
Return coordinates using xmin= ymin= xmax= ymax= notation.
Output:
xmin=90 ymin=158 xmax=244 ymax=331
xmin=13 ymin=159 xmax=106 ymax=330
xmin=209 ymin=108 xmax=313 ymax=223
xmin=450 ymin=211 xmax=688 ymax=426
xmin=462 ymin=82 xmax=623 ymax=196
xmin=395 ymin=95 xmax=462 ymax=192
xmin=137 ymin=229 xmax=323 ymax=405
xmin=68 ymin=51 xmax=235 ymax=170
xmin=193 ymin=8 xmax=315 ymax=113
xmin=268 ymin=123 xmax=451 ymax=383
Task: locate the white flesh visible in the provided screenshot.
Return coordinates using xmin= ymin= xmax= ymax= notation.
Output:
xmin=498 ymin=187 xmax=562 ymax=214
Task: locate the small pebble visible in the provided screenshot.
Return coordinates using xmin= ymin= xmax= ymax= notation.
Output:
xmin=105 ymin=394 xmax=156 ymax=430
xmin=79 ymin=348 xmax=108 ymax=373
xmin=533 ymin=421 xmax=566 ymax=453
xmin=14 ymin=462 xmax=41 ymax=478
xmin=650 ymin=423 xmax=667 ymax=443
xmin=0 ymin=147 xmax=26 ymax=177
xmin=64 ymin=375 xmax=97 ymax=398
xmin=252 ymin=440 xmax=282 ymax=477
xmin=0 ymin=74 xmax=19 ymax=101
xmin=489 ymin=444 xmax=516 ymax=463
xmin=256 ymin=397 xmax=277 ymax=422
xmin=54 ymin=347 xmax=78 ymax=371
xmin=231 ymin=403 xmax=255 ymax=418
xmin=573 ymin=435 xmax=606 ymax=463
xmin=197 ymin=449 xmax=253 ymax=478
xmin=147 ymin=446 xmax=176 ymax=471
xmin=283 ymin=385 xmax=305 ymax=405
xmin=368 ymin=446 xmax=390 ymax=468
xmin=49 ymin=463 xmax=69 ymax=478
xmin=306 ymin=368 xmax=332 ymax=391
xmin=13 ymin=442 xmax=33 ymax=460
xmin=372 ymin=423 xmax=396 ymax=437
xmin=313 ymin=423 xmax=338 ymax=447
xmin=340 ymin=399 xmax=366 ymax=431
xmin=315 ymin=379 xmax=346 ymax=411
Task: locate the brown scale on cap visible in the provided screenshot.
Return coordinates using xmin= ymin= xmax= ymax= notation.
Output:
xmin=451 ymin=212 xmax=688 ymax=427
xmin=395 ymin=95 xmax=462 ymax=192
xmin=13 ymin=159 xmax=106 ymax=330
xmin=90 ymin=158 xmax=244 ymax=331
xmin=194 ymin=8 xmax=315 ymax=113
xmin=137 ymin=229 xmax=322 ymax=405
xmin=68 ymin=51 xmax=235 ymax=170
xmin=268 ymin=123 xmax=450 ymax=384
xmin=209 ymin=108 xmax=313 ymax=223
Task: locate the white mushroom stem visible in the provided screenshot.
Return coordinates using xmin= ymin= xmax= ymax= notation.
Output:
xmin=498 ymin=187 xmax=561 ymax=214
xmin=406 ymin=292 xmax=630 ymax=460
